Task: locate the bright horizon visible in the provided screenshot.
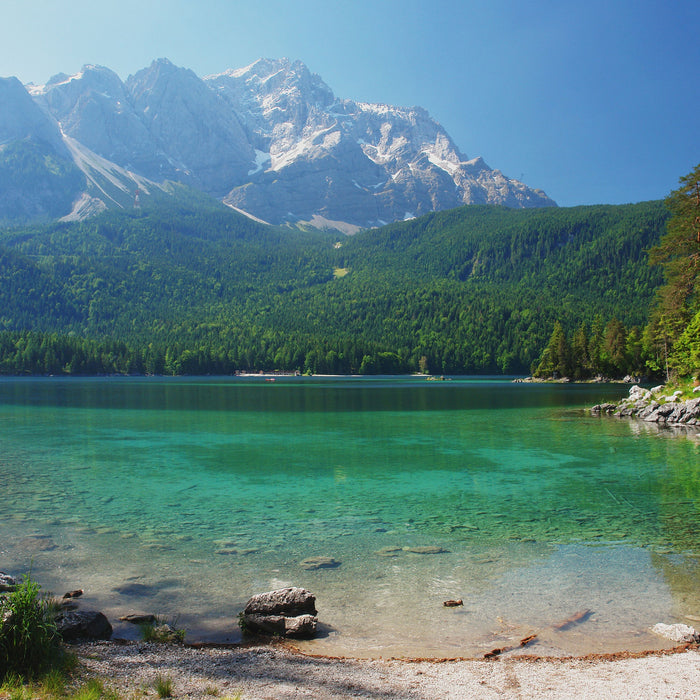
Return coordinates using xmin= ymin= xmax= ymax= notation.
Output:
xmin=2 ymin=0 xmax=698 ymax=208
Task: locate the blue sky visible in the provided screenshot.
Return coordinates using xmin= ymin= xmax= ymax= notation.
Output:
xmin=2 ymin=0 xmax=698 ymax=207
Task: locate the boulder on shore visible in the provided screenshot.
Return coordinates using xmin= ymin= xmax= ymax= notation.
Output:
xmin=592 ymin=386 xmax=700 ymax=427
xmin=241 ymin=587 xmax=318 ymax=639
xmin=56 ymin=609 xmax=112 ymax=641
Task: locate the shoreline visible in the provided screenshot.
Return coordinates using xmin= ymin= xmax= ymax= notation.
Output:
xmin=72 ymin=639 xmax=700 ymax=699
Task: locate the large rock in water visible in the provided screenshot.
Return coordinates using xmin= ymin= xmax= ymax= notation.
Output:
xmin=241 ymin=587 xmax=318 ymax=639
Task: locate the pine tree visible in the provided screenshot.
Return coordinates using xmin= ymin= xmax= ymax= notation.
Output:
xmin=648 ymin=164 xmax=700 ymax=349
xmin=534 ymin=321 xmax=571 ymax=378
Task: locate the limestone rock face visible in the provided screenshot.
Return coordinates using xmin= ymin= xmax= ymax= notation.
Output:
xmin=241 ymin=587 xmax=318 ymax=639
xmin=210 ymin=59 xmax=555 ymax=228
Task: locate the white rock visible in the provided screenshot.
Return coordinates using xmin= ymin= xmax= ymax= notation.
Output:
xmin=629 ymin=385 xmax=650 ymax=401
xmin=650 ymin=622 xmax=698 ymax=643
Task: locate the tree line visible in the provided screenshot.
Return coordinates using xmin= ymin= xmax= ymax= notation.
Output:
xmin=533 ymin=318 xmax=648 ymax=380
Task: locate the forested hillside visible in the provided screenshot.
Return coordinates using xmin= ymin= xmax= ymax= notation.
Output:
xmin=0 ymin=196 xmax=668 ymax=375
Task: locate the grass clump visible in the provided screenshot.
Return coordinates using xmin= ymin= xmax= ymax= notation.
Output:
xmin=0 ymin=573 xmax=63 ymax=681
xmin=139 ymin=616 xmax=185 ymax=644
xmin=71 ymin=678 xmax=120 ymax=700
xmin=667 ymin=375 xmax=700 ymax=401
xmin=153 ymin=675 xmax=173 ymax=698
xmin=0 ymin=675 xmax=120 ymax=700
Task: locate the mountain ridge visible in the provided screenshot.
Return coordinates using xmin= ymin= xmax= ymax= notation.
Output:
xmin=2 ymin=57 xmax=556 ymax=230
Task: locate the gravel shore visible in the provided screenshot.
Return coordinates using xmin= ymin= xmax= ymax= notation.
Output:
xmin=73 ymin=641 xmax=700 ymax=699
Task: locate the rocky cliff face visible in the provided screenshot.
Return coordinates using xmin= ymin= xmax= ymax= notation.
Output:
xmin=2 ymin=58 xmax=556 ymax=229
xmin=207 ymin=59 xmax=555 ymax=228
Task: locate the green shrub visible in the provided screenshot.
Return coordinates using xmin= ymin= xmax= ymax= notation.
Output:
xmin=0 ymin=573 xmax=62 ymax=680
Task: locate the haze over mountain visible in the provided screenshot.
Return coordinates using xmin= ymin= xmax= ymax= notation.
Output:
xmin=2 ymin=58 xmax=555 ymax=230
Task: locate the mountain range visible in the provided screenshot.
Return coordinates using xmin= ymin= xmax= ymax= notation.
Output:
xmin=1 ymin=58 xmax=555 ymax=231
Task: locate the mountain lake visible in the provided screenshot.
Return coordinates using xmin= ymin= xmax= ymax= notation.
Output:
xmin=1 ymin=376 xmax=699 ymax=658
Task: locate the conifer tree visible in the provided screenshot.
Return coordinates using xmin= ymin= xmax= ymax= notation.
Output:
xmin=571 ymin=323 xmax=590 ymax=379
xmin=534 ymin=321 xmax=571 ymax=378
xmin=648 ymin=164 xmax=700 ymax=348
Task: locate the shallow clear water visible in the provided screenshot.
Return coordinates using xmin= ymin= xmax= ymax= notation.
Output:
xmin=1 ymin=376 xmax=699 ymax=657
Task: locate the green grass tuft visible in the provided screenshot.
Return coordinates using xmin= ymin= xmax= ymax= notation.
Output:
xmin=0 ymin=573 xmax=63 ymax=681
xmin=139 ymin=616 xmax=186 ymax=644
xmin=154 ymin=674 xmax=173 ymax=698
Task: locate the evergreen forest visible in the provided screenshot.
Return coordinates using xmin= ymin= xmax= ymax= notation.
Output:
xmin=0 ymin=185 xmax=681 ymax=377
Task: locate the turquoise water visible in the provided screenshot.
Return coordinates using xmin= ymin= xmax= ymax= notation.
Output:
xmin=1 ymin=376 xmax=699 ymax=657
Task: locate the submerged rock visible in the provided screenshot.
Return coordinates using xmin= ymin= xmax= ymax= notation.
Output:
xmin=241 ymin=586 xmax=318 ymax=639
xmin=299 ymin=556 xmax=341 ymax=570
xmin=443 ymin=599 xmax=463 ymax=607
xmin=119 ymin=613 xmax=157 ymax=624
xmin=403 ymin=545 xmax=448 ymax=554
xmin=62 ymin=589 xmax=84 ymax=599
xmin=19 ymin=535 xmax=58 ymax=552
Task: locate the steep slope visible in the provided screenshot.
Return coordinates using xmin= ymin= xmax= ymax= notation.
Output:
xmin=126 ymin=59 xmax=255 ymax=193
xmin=0 ymin=76 xmax=85 ymax=224
xmin=1 ymin=73 xmax=180 ymax=224
xmin=34 ymin=64 xmax=163 ymax=175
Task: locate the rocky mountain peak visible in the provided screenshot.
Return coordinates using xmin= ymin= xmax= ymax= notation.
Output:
xmin=1 ymin=57 xmax=555 ymax=229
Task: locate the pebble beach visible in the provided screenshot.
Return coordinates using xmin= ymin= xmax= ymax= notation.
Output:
xmin=73 ymin=640 xmax=700 ymax=699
